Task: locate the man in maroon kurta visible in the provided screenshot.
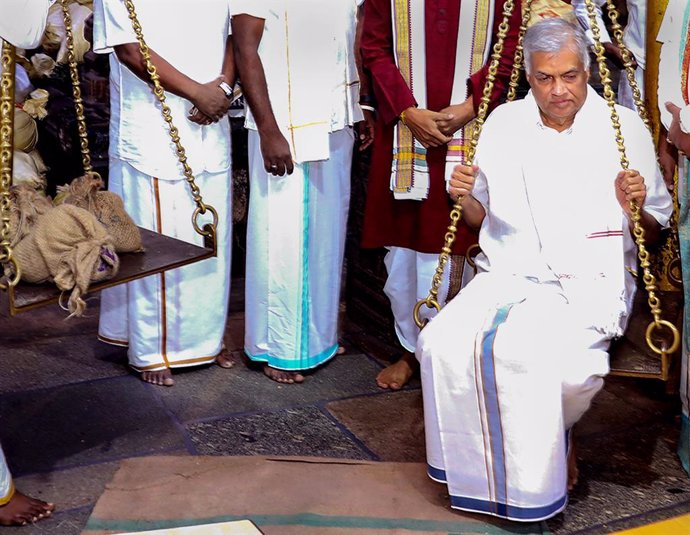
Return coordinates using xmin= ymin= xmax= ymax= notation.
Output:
xmin=360 ymin=0 xmax=521 ymax=389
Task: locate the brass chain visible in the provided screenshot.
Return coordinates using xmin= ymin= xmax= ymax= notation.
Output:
xmin=585 ymin=0 xmax=679 ymax=355
xmin=506 ymin=0 xmax=533 ymax=103
xmin=413 ymin=0 xmax=517 ymax=328
xmin=603 ymin=0 xmax=650 ymax=130
xmin=0 ymin=40 xmax=20 ymax=289
xmin=59 ymin=0 xmax=93 ymax=174
xmin=123 ymin=0 xmax=217 ymax=238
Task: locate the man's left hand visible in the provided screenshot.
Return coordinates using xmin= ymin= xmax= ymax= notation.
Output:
xmin=437 ymin=99 xmax=476 ymax=137
xmin=356 ymin=109 xmax=375 ymax=151
xmin=615 ymin=169 xmax=646 ymax=215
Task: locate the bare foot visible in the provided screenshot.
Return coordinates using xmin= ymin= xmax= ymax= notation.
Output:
xmin=216 ymin=347 xmax=235 ymax=369
xmin=263 ymin=365 xmax=304 ymax=384
xmin=376 ymin=351 xmax=417 ymax=390
xmin=336 ymin=346 xmax=346 ymax=355
xmin=141 ymin=368 xmax=174 ymax=387
xmin=567 ymin=439 xmax=579 ymax=491
xmin=0 ymin=490 xmax=54 ymax=526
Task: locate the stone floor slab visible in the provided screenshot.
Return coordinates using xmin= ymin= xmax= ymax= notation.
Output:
xmin=327 ymin=390 xmax=425 ymax=462
xmin=0 ymin=338 xmax=127 ymax=395
xmin=0 ymin=377 xmax=186 ymax=475
xmin=10 ymin=506 xmax=91 ymax=535
xmin=548 ymin=422 xmax=690 ymax=534
xmin=158 ymin=353 xmax=384 ymax=423
xmin=188 ymin=406 xmax=371 ymax=459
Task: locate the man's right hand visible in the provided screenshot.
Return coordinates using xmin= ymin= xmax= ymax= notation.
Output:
xmin=260 ymin=131 xmax=294 ymax=176
xmin=603 ymin=42 xmax=636 ymax=70
xmin=191 ymin=76 xmax=232 ymax=122
xmin=448 ymin=163 xmax=478 ymax=203
xmin=401 ymin=107 xmax=453 ymax=148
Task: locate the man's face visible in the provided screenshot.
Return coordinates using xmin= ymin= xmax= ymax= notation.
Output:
xmin=527 ymin=46 xmax=589 ymax=129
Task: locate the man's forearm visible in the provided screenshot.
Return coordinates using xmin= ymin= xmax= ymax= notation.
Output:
xmin=461 ymin=196 xmax=486 ymax=231
xmin=115 ymin=43 xmax=201 ymax=102
xmin=234 ymin=50 xmax=280 ymax=135
xmin=231 ymin=16 xmax=282 ymax=137
xmin=221 ymin=36 xmax=236 ymax=86
xmin=629 ymin=209 xmax=662 ymax=247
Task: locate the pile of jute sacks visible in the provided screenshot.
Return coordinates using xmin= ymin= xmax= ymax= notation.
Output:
xmin=5 ymin=174 xmax=142 ymax=317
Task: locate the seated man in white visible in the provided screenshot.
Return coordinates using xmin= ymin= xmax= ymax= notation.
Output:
xmin=417 ymin=17 xmax=672 ymax=522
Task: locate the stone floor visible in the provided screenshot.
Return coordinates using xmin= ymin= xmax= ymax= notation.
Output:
xmin=1 ymin=285 xmax=689 ymax=535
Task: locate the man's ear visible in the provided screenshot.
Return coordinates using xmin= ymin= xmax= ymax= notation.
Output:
xmin=585 ymin=69 xmax=591 ymax=82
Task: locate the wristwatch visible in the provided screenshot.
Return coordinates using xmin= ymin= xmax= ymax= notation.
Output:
xmin=218 ymin=81 xmax=234 ymax=99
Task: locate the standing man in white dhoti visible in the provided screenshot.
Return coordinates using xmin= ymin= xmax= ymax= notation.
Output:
xmin=1 ymin=0 xmax=56 ymax=525
xmin=232 ymin=1 xmax=364 ymax=384
xmin=418 ymin=18 xmax=672 ymax=521
xmin=572 ymin=0 xmax=646 ymax=110
xmin=657 ymin=0 xmax=690 ymax=477
xmin=93 ymin=0 xmax=237 ymax=386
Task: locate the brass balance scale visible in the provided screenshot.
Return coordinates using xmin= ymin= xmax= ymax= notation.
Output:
xmin=0 ymin=0 xmax=218 ymax=316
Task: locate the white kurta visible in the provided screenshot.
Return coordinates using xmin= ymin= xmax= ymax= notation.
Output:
xmin=1 ymin=0 xmax=52 ymax=506
xmin=93 ymin=0 xmax=234 ymax=371
xmin=418 ymin=88 xmax=672 ymax=521
xmin=573 ymin=0 xmax=646 ymax=110
xmin=239 ymin=1 xmax=361 ymax=371
xmin=657 ymin=0 xmax=690 ymax=476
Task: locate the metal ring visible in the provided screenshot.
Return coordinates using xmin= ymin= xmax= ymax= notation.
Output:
xmin=668 ymin=257 xmax=683 ymax=288
xmin=413 ymin=298 xmax=441 ymax=330
xmin=192 ymin=204 xmax=219 ymax=238
xmin=0 ymin=256 xmax=20 ymax=290
xmin=645 ymin=319 xmax=680 ymax=356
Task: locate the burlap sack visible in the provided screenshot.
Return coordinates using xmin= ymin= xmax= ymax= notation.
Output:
xmin=13 ymin=109 xmax=38 ymax=152
xmin=8 ymin=184 xmax=53 ymax=247
xmin=12 ymin=204 xmax=119 ymax=317
xmin=57 ymin=173 xmax=143 ymax=253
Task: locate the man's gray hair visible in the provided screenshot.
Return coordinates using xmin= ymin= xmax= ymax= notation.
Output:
xmin=523 ymin=17 xmax=590 ymax=74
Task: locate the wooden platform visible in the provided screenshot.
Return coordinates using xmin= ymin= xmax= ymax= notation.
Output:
xmin=1 ymin=228 xmax=214 ymax=316
xmin=608 ymin=289 xmax=682 ymax=380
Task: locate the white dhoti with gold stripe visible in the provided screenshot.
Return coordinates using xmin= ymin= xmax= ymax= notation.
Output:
xmin=0 ymin=445 xmax=13 ymax=506
xmin=418 ymin=273 xmax=610 ymax=522
xmin=244 ymin=128 xmax=354 ymax=371
xmin=98 ymin=159 xmax=233 ymax=371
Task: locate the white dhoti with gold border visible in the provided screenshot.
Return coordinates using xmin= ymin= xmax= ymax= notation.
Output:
xmin=98 ymin=159 xmax=233 ymax=371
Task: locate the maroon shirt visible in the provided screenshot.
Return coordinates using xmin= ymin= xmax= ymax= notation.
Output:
xmin=360 ymin=0 xmax=522 ymax=254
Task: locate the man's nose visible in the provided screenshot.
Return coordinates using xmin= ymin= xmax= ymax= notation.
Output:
xmin=552 ymin=78 xmax=566 ymax=95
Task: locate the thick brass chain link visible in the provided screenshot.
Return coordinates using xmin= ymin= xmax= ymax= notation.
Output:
xmin=413 ymin=0 xmax=518 ymax=328
xmin=0 ymin=41 xmax=20 ymax=289
xmin=603 ymin=0 xmax=650 ymax=129
xmin=506 ymin=0 xmax=533 ymax=103
xmin=59 ymin=0 xmax=93 ymax=174
xmin=585 ymin=0 xmax=679 ymax=355
xmin=122 ymin=0 xmax=218 ymax=239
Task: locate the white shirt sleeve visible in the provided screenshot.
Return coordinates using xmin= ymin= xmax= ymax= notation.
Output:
xmin=92 ymin=0 xmax=138 ymax=55
xmin=231 ymin=0 xmax=270 ymax=19
xmin=620 ymin=107 xmax=673 ymax=227
xmin=0 ymin=0 xmax=53 ymax=49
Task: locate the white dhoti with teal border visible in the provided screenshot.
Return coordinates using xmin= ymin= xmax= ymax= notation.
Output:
xmin=244 ymin=128 xmax=354 ymax=371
